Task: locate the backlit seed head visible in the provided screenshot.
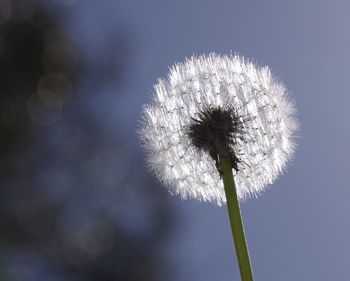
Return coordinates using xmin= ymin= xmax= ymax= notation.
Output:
xmin=139 ymin=53 xmax=298 ymax=205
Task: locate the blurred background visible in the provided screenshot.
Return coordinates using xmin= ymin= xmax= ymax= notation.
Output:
xmin=1 ymin=0 xmax=350 ymax=280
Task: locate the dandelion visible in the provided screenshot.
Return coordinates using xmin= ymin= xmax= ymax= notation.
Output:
xmin=139 ymin=53 xmax=297 ymax=281
xmin=140 ymin=53 xmax=297 ymax=204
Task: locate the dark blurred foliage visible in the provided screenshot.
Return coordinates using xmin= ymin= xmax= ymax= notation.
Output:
xmin=0 ymin=1 xmax=174 ymax=280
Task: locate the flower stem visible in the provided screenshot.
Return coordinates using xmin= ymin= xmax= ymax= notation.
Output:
xmin=219 ymin=155 xmax=254 ymax=281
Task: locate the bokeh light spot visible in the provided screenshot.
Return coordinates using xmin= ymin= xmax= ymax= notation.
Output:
xmin=77 ymin=219 xmax=115 ymax=257
xmin=39 ymin=75 xmax=72 ymax=105
xmin=27 ymin=93 xmax=62 ymax=125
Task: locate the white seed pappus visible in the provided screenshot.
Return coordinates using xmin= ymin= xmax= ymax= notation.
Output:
xmin=139 ymin=53 xmax=297 ymax=205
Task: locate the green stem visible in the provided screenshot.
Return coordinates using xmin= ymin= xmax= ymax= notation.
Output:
xmin=219 ymin=155 xmax=254 ymax=281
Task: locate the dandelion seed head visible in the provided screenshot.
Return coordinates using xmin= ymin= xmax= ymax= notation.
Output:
xmin=139 ymin=53 xmax=298 ymax=205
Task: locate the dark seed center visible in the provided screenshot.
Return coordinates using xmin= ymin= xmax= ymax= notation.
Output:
xmin=188 ymin=107 xmax=242 ymax=172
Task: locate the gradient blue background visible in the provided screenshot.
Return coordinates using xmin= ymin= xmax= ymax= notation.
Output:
xmin=82 ymin=1 xmax=349 ymax=280
xmin=3 ymin=0 xmax=350 ymax=280
xmin=55 ymin=0 xmax=350 ymax=280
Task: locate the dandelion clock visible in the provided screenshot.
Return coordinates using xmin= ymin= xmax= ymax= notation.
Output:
xmin=139 ymin=53 xmax=298 ymax=281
